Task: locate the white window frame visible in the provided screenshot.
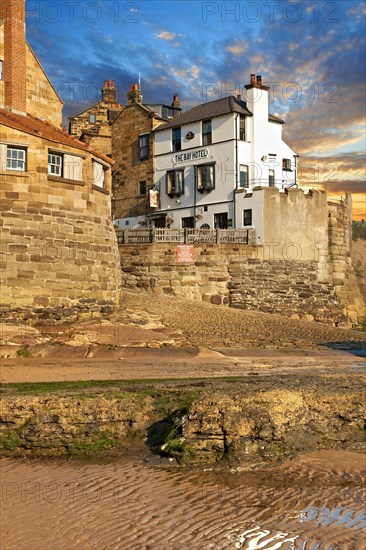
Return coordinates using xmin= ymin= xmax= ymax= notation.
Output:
xmin=93 ymin=160 xmax=106 ymax=188
xmin=48 ymin=152 xmax=63 ymax=177
xmin=239 ymin=164 xmax=249 ymax=188
xmin=139 ymin=134 xmax=149 ymax=160
xmin=243 ymin=209 xmax=252 ymax=226
xmin=6 ymin=146 xmax=26 ymax=171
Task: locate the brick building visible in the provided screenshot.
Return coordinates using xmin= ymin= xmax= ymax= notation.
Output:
xmin=111 ymin=85 xmax=180 ymax=221
xmin=0 ymin=0 xmax=121 ymax=317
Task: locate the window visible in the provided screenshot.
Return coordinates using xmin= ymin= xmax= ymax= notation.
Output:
xmin=166 ymin=170 xmax=184 ymax=196
xmin=89 ymin=114 xmax=96 ymax=124
xmin=239 ymin=164 xmax=249 ymax=188
xmin=197 ymin=163 xmax=215 ymax=192
xmin=243 ymin=209 xmax=252 ymax=226
xmin=282 ymin=158 xmax=292 ymax=171
xmin=239 ymin=116 xmax=245 ymax=140
xmin=172 ymin=127 xmax=181 ymax=152
xmin=182 ymin=217 xmax=195 ymax=228
xmin=6 ymin=147 xmax=26 ymax=171
xmin=48 ymin=153 xmax=63 ymax=176
xmin=139 ymin=134 xmax=149 ymax=160
xmin=202 ymin=119 xmax=212 ymax=145
xmin=139 ymin=180 xmax=146 ymax=195
xmin=93 ymin=161 xmax=105 ymax=188
xmin=214 ymin=213 xmax=228 ymax=229
xmin=269 ymin=169 xmax=275 ymax=187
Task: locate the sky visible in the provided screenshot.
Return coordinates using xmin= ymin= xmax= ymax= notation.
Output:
xmin=26 ymin=0 xmax=366 ymax=219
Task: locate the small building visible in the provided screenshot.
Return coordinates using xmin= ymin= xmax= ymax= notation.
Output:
xmin=150 ymin=74 xmax=298 ymax=232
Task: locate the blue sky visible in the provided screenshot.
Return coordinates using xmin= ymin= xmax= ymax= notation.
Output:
xmin=26 ymin=0 xmax=365 ymax=217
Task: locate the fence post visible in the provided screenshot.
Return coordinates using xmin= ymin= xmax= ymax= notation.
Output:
xmin=151 ymin=228 xmax=155 ymax=243
xmin=216 ymin=228 xmax=220 ymax=244
xmin=124 ymin=229 xmax=129 ymax=244
xmin=184 ymin=228 xmax=188 ymax=244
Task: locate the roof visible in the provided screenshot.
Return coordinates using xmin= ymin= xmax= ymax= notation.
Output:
xmin=154 ymin=96 xmax=285 ymax=130
xmin=269 ymin=113 xmax=285 ymax=124
xmin=0 ymin=108 xmax=113 ymax=164
xmin=154 ymin=96 xmax=253 ymax=130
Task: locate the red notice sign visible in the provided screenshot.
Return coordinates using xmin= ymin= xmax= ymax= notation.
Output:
xmin=176 ymin=245 xmax=195 ymax=263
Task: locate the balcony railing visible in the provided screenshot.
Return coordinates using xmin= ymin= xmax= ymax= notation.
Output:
xmin=116 ymin=228 xmax=256 ymax=245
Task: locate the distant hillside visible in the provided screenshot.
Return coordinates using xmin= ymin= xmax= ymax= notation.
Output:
xmin=352 ymin=238 xmax=366 ymax=305
xmin=352 ymin=220 xmax=366 ymax=240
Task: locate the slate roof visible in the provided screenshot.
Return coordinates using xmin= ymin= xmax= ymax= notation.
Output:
xmin=154 ymin=95 xmax=284 ymax=130
xmin=0 ymin=108 xmax=113 ymax=164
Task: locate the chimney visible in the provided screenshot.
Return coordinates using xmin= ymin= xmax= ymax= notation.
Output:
xmin=102 ymin=79 xmax=117 ymax=104
xmin=256 ymin=75 xmax=262 ymax=86
xmin=127 ymin=83 xmax=143 ymax=105
xmin=171 ymin=93 xmax=180 ymax=109
xmin=250 ymin=74 xmax=256 ymax=85
xmin=0 ymin=0 xmax=27 ymax=113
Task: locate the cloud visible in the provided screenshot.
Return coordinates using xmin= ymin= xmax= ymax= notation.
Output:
xmin=225 ymin=42 xmax=247 ymax=56
xmin=155 ymin=31 xmax=177 ymax=41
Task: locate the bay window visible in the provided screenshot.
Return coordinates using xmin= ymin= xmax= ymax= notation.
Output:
xmin=166 ymin=170 xmax=184 ymax=196
xmin=197 ymin=163 xmax=215 ymax=192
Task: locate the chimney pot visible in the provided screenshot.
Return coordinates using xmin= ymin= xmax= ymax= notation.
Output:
xmin=237 ymin=94 xmax=241 ymax=100
xmin=250 ymin=74 xmax=256 ymax=85
xmin=256 ymin=75 xmax=262 ymax=86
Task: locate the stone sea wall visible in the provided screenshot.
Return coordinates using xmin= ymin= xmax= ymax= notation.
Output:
xmin=119 ymin=244 xmax=348 ymax=325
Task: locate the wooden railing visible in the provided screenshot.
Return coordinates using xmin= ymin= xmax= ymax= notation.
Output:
xmin=116 ymin=228 xmax=256 ymax=245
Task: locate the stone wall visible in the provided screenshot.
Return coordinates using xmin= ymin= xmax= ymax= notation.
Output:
xmin=0 ymin=125 xmax=122 ymax=319
xmin=229 ymin=259 xmax=344 ymax=324
xmin=25 ymin=45 xmax=63 ymax=127
xmin=328 ymin=197 xmax=365 ymax=323
xmin=119 ymin=243 xmax=349 ymax=324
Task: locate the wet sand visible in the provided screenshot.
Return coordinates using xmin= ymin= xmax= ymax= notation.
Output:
xmin=1 ymin=450 xmax=365 ymax=549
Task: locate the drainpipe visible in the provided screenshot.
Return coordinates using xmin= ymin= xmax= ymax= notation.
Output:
xmin=194 ymin=165 xmax=197 ymax=227
xmin=234 ymin=113 xmax=238 ymax=228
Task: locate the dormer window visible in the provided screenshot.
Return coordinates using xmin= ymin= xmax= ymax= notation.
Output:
xmin=202 ymin=119 xmax=212 ymax=145
xmin=172 ymin=127 xmax=181 ymax=152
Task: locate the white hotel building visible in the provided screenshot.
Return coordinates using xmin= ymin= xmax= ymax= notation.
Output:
xmin=117 ymin=75 xmax=298 ymax=235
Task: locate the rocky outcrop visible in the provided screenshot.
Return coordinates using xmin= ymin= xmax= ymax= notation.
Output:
xmin=1 ymin=377 xmax=365 ymax=466
xmin=182 ymin=386 xmax=365 ymax=467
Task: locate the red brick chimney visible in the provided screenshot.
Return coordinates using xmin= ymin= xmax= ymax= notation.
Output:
xmin=127 ymin=83 xmax=142 ymax=105
xmin=0 ymin=0 xmax=27 ymax=113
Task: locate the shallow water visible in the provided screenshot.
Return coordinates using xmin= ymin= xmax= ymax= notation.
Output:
xmin=1 ymin=450 xmax=365 ymax=549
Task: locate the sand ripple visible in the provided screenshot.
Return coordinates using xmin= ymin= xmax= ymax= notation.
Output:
xmin=1 ymin=450 xmax=365 ymax=549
